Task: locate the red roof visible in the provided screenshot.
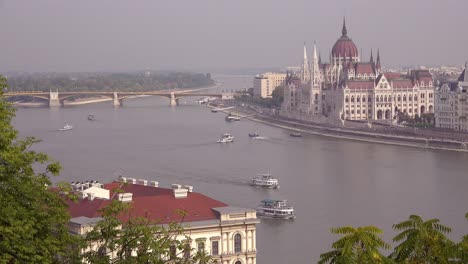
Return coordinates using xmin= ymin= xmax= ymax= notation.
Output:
xmin=332 ymin=36 xmax=358 ymax=58
xmin=391 ymin=79 xmax=414 ymax=88
xmin=354 ymin=63 xmax=375 ymax=75
xmin=67 ymin=182 xmax=227 ymax=224
xmin=346 ymin=81 xmax=374 ymax=89
xmin=384 ymin=72 xmax=402 ymax=80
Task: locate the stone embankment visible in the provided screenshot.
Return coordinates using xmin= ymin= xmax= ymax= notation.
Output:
xmin=214 ymin=102 xmax=468 ymax=153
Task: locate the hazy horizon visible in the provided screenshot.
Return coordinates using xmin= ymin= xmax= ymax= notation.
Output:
xmin=1 ymin=0 xmax=467 ymax=73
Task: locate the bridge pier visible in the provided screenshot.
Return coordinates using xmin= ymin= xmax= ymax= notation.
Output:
xmin=113 ymin=92 xmax=122 ymax=107
xmin=170 ymin=92 xmax=178 ymax=106
xmin=49 ymin=90 xmax=61 ymax=107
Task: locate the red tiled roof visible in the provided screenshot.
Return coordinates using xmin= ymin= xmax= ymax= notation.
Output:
xmin=332 ymin=36 xmax=358 ymax=58
xmin=383 ymin=72 xmax=402 ymax=80
xmin=346 ymin=81 xmax=374 ymax=89
xmin=67 ymin=182 xmax=227 ymax=224
xmin=391 ymin=79 xmax=414 ymax=88
xmin=354 ymin=63 xmax=375 ymax=75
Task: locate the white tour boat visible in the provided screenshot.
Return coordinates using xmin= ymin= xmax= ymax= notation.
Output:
xmin=256 ymin=199 xmax=295 ymax=219
xmin=252 ymin=173 xmax=279 ymax=189
xmin=217 ymin=133 xmax=234 ymax=143
xmin=59 ymin=124 xmax=73 ymax=131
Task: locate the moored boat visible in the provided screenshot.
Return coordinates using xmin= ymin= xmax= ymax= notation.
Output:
xmin=248 ymin=132 xmax=260 ymax=138
xmin=290 ymin=132 xmax=302 ymax=137
xmin=256 ymin=199 xmax=295 ymax=219
xmin=88 ymin=114 xmax=95 ymax=121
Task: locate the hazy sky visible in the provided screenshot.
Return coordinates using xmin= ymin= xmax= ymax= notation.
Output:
xmin=1 ymin=0 xmax=467 ymax=72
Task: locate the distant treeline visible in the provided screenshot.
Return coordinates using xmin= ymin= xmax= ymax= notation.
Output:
xmin=6 ymin=72 xmax=214 ymax=92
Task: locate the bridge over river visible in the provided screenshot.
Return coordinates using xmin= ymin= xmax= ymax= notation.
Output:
xmin=4 ymin=87 xmax=233 ymax=107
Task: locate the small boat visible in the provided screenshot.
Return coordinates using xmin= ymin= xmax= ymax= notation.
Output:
xmin=256 ymin=199 xmax=295 ymax=219
xmin=225 ymin=113 xmax=241 ymax=122
xmin=88 ymin=114 xmax=95 ymax=121
xmin=217 ymin=133 xmax=234 ymax=143
xmin=252 ymin=173 xmax=279 ymax=189
xmin=290 ymin=132 xmax=302 ymax=137
xmin=248 ymin=132 xmax=260 ymax=138
xmin=59 ymin=124 xmax=73 ymax=131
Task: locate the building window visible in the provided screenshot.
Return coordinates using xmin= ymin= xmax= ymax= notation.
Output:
xmin=345 ymin=96 xmax=349 ymax=103
xmin=362 ymin=96 xmax=366 ymax=102
xmin=315 ymin=93 xmax=319 ymax=100
xmin=351 ymin=96 xmax=355 ymax=103
xmin=409 ymin=96 xmax=412 ymax=101
xmin=198 ymin=242 xmax=205 ymax=253
xmin=357 ymin=96 xmax=360 ymax=103
xmin=384 ymin=96 xmax=387 ymax=102
xmin=376 ymin=97 xmax=379 ymax=103
xmin=357 ymin=110 xmax=360 ymax=114
xmin=380 ymin=95 xmax=383 ymax=102
xmin=414 ymin=95 xmax=418 ymax=101
xmin=368 ymin=96 xmax=372 ymax=102
xmin=234 ymin=234 xmax=242 ymax=253
xmin=170 ymin=245 xmax=177 ymax=260
xmin=398 ymin=95 xmax=401 ymax=102
xmin=346 ymin=110 xmax=349 ymax=115
xmin=351 ymin=110 xmax=355 ymax=114
xmin=183 ymin=243 xmax=191 ymax=259
xmin=403 ymin=95 xmax=407 ymax=101
xmin=211 ymin=241 xmax=219 ymax=255
xmin=235 ymin=261 xmax=242 ymax=264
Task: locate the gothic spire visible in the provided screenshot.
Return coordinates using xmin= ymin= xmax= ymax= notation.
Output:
xmin=370 ymin=49 xmax=374 ymax=63
xmin=376 ymin=49 xmax=381 ymax=70
xmin=342 ymin=17 xmax=348 ymax=37
xmin=303 ymin=42 xmax=308 ymax=60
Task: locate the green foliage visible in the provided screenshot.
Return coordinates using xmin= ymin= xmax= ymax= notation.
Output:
xmin=320 ymin=214 xmax=468 ymax=264
xmin=6 ymin=72 xmax=214 ymax=93
xmin=391 ymin=215 xmax=453 ymax=263
xmin=0 ymin=75 xmax=77 ymax=263
xmin=81 ymin=198 xmax=213 ymax=264
xmin=271 ymin=85 xmax=284 ymax=106
xmin=318 ymin=225 xmax=391 ymax=264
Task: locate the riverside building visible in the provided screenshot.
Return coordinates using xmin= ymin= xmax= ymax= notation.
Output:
xmin=435 ymin=63 xmax=468 ymax=131
xmin=280 ymin=19 xmax=435 ymax=124
xmin=253 ymin=72 xmax=287 ymax=98
xmin=66 ymin=177 xmax=259 ymax=264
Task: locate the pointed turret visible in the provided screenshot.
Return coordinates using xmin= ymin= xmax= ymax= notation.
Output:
xmin=311 ymin=42 xmax=321 ymax=87
xmin=318 ymin=52 xmax=322 ymax=65
xmin=300 ymin=42 xmax=311 ymax=83
xmin=370 ymin=49 xmax=374 ymax=63
xmin=342 ymin=17 xmax=347 ymax=37
xmin=376 ymin=49 xmax=381 ymax=71
xmin=464 ymin=61 xmax=468 ymax=82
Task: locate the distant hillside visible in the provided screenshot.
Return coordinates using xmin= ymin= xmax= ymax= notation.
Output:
xmin=6 ymin=72 xmax=214 ymax=92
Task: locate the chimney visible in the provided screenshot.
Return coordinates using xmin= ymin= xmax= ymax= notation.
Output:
xmin=183 ymin=185 xmax=193 ymax=192
xmin=138 ymin=179 xmax=148 ymax=186
xmin=127 ymin=178 xmax=136 ymax=184
xmin=172 ymin=184 xmax=187 ymax=199
xmin=119 ymin=176 xmax=127 ymax=183
xmin=149 ymin=181 xmax=159 ymax=187
xmin=118 ymin=193 xmax=133 ymax=202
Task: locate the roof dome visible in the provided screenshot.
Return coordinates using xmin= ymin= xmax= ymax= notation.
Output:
xmin=331 ymin=19 xmax=358 ymax=58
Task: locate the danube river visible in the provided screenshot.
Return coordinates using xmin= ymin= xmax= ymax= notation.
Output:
xmin=12 ymin=76 xmax=468 ymax=263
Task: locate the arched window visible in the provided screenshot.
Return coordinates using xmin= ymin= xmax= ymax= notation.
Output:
xmin=169 ymin=245 xmax=176 ymax=260
xmin=235 ymin=261 xmax=242 ymax=264
xmin=345 ymin=96 xmax=349 ymax=103
xmin=398 ymin=95 xmax=401 ymax=102
xmin=380 ymin=95 xmax=383 ymax=102
xmin=376 ymin=96 xmax=379 ymax=103
xmin=409 ymin=95 xmax=412 ymax=101
xmin=362 ymin=96 xmax=366 ymax=102
xmin=351 ymin=96 xmax=355 ymax=103
xmin=234 ymin=234 xmax=242 ymax=253
xmin=403 ymin=95 xmax=407 ymax=101
xmin=368 ymin=96 xmax=372 ymax=102
xmin=384 ymin=96 xmax=387 ymax=102
xmin=315 ymin=93 xmax=319 ymax=100
xmin=357 ymin=96 xmax=360 ymax=103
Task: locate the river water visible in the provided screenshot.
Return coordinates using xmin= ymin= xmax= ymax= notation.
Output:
xmin=12 ymin=75 xmax=468 ymax=263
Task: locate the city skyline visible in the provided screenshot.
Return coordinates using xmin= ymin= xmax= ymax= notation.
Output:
xmin=1 ymin=0 xmax=467 ymax=72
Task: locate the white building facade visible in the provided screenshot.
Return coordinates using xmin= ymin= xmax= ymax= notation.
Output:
xmin=435 ymin=64 xmax=468 ymax=131
xmin=281 ymin=19 xmax=435 ymax=123
xmin=67 ymin=178 xmax=259 ymax=264
xmin=253 ymin=72 xmax=287 ymax=98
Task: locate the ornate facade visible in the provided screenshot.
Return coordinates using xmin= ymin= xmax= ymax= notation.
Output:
xmin=435 ymin=63 xmax=468 ymax=131
xmin=281 ymin=19 xmax=435 ymax=123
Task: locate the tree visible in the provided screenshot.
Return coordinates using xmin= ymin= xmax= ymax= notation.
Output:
xmin=0 ymin=75 xmax=76 ymax=263
xmin=318 ymin=225 xmax=391 ymax=264
xmin=81 ymin=196 xmax=213 ymax=264
xmin=390 ymin=215 xmax=454 ymax=263
xmin=271 ymin=85 xmax=284 ymax=107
